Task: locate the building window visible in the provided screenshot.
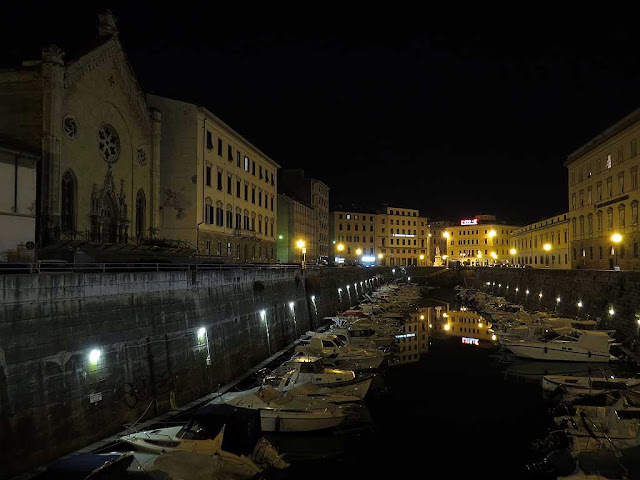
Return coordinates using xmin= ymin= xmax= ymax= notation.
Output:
xmin=587 ymin=214 xmax=593 ymax=234
xmin=251 ymin=187 xmax=255 ymax=204
xmin=236 ymin=180 xmax=241 ymax=198
xmin=606 ymin=154 xmax=612 ymax=169
xmin=599 ymin=246 xmax=603 ymax=259
xmin=607 ymin=208 xmax=614 ymax=230
xmin=206 ymin=131 xmax=213 ymax=150
xmin=634 ymin=242 xmax=639 ymax=259
xmin=619 ymin=205 xmax=626 ymax=228
xmin=135 ymin=189 xmax=145 ymax=238
xmin=259 ymin=165 xmax=263 ymax=179
xmin=579 ymin=190 xmax=584 ymax=207
xmin=618 ymin=172 xmax=625 ymax=194
xmin=236 ymin=212 xmax=241 ymax=229
xmin=244 ymin=184 xmax=248 ymax=201
xmin=237 ymin=151 xmax=241 ymax=167
xmin=597 ymin=182 xmax=602 ymax=201
xmin=607 ymin=177 xmax=613 ymax=197
xmin=244 ymin=156 xmax=250 ymax=172
xmin=252 ymin=161 xmax=256 ymax=176
xmin=228 ymin=145 xmax=233 ymax=162
xmin=227 ymin=175 xmax=232 ymax=194
xmin=617 ymin=147 xmax=624 ymax=164
xmin=579 ymin=216 xmax=584 ymax=235
xmin=205 ymin=199 xmax=213 ymax=224
xmin=633 ymin=201 xmax=639 ymax=226
xmin=226 ymin=209 xmax=233 ymax=228
xmin=217 ymin=138 xmax=223 ymax=156
xmin=206 ymin=166 xmax=212 ymax=186
xmin=216 ymin=205 xmax=224 ymax=226
xmin=597 ymin=210 xmax=603 ymax=231
xmin=632 ymin=139 xmax=638 ymax=158
xmin=271 ymin=197 xmax=274 ymax=211
xmin=217 ymin=171 xmax=223 ymax=191
xmin=571 ymin=193 xmax=576 ymax=210
xmin=61 ymin=169 xmax=77 ymax=232
xmin=587 ymin=187 xmax=592 ymax=205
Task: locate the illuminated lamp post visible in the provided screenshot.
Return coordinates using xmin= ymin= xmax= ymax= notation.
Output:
xmin=296 ymin=239 xmax=306 ymax=268
xmin=510 ymin=248 xmax=517 ymax=266
xmin=611 ymin=233 xmax=622 ymax=270
xmin=336 ymin=243 xmax=345 ymax=265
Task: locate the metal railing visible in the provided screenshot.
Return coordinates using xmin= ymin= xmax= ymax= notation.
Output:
xmin=0 ymin=262 xmax=324 ymax=274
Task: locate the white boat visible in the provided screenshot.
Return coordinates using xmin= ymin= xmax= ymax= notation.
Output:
xmin=119 ymin=404 xmax=289 ymax=472
xmin=264 ymin=355 xmax=373 ymax=399
xmin=294 ymin=333 xmax=385 ymax=370
xmin=208 ymin=385 xmax=349 ymax=432
xmin=503 ymin=330 xmax=615 ymax=363
xmin=542 ymin=374 xmax=640 ymax=394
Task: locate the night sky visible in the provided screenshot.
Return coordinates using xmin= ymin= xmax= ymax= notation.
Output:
xmin=4 ymin=6 xmax=640 ymax=225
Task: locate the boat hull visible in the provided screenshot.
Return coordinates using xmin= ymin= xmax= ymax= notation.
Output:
xmin=260 ymin=410 xmax=346 ymax=432
xmin=505 ymin=342 xmax=611 ymax=363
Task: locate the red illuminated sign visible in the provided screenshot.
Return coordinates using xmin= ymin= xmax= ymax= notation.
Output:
xmin=462 ymin=337 xmax=479 ymax=346
xmin=460 ymin=218 xmax=478 ymax=225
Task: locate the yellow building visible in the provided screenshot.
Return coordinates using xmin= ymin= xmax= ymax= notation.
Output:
xmin=330 ymin=210 xmax=377 ymax=264
xmin=394 ymin=308 xmax=430 ymax=365
xmin=509 ymin=213 xmax=570 ymax=268
xmin=566 ymin=107 xmax=640 ymax=270
xmin=147 ymin=94 xmax=279 ymax=263
xmin=436 ymin=308 xmax=496 ymax=346
xmin=277 ymin=194 xmax=314 ymax=263
xmin=375 ymin=206 xmax=429 ymax=267
xmin=443 ymin=215 xmax=520 ymax=266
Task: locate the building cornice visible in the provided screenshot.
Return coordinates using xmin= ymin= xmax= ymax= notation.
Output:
xmin=565 ymin=106 xmax=640 ymax=167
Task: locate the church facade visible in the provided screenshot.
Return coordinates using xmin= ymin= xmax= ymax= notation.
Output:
xmin=0 ymin=12 xmax=161 ymax=256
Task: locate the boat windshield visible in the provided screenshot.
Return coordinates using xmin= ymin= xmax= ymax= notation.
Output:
xmin=177 ymin=420 xmax=212 ymax=440
xmin=350 ymin=328 xmax=376 ymax=338
xmin=540 ymin=331 xmax=561 ymax=342
xmin=333 ymin=337 xmax=347 ymax=347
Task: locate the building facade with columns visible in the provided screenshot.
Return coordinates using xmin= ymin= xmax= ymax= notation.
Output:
xmin=566 ymin=107 xmax=640 ymax=270
xmin=443 ymin=215 xmax=520 ymax=265
xmin=509 ymin=213 xmax=570 ymax=269
xmin=147 ymin=94 xmax=279 ymax=263
xmin=0 ymin=12 xmax=161 ymax=259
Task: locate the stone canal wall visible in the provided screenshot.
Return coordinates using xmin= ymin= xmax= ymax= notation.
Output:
xmin=467 ymin=268 xmax=640 ymax=343
xmin=0 ymin=267 xmax=378 ymax=479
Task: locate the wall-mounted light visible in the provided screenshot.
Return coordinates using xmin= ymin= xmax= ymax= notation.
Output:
xmin=89 ymin=349 xmax=102 ymax=364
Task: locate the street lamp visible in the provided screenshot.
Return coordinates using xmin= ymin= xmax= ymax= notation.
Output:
xmin=356 ymin=248 xmax=362 ymax=256
xmin=442 ymin=254 xmax=448 ymax=267
xmin=611 ymin=233 xmax=622 ymax=270
xmin=296 ymin=240 xmax=306 ymax=268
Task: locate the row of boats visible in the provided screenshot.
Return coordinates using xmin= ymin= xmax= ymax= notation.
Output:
xmin=458 ymin=284 xmax=640 ymax=479
xmin=44 ymin=281 xmax=427 ymax=479
xmin=456 ymin=286 xmax=619 ymax=363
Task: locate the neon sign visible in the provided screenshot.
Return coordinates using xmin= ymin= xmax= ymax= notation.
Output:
xmin=460 ymin=219 xmax=478 ymax=225
xmin=462 ymin=337 xmax=479 ymax=346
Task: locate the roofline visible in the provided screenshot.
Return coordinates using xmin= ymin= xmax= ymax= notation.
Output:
xmin=198 ymin=105 xmax=280 ymax=168
xmin=147 ymin=94 xmax=280 ymax=168
xmin=565 ymin=106 xmax=640 ymax=166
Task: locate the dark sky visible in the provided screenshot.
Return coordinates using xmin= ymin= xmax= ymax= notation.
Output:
xmin=4 ymin=6 xmax=640 ymax=225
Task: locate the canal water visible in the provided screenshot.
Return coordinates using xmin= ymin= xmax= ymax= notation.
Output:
xmin=275 ymin=287 xmax=554 ymax=479
xmin=271 ymin=286 xmax=640 ymax=479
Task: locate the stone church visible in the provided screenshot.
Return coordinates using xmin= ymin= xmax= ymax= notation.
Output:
xmin=0 ymin=11 xmax=161 ymax=259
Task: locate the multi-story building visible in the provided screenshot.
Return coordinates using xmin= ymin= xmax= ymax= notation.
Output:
xmin=277 ymin=194 xmax=314 ymax=263
xmin=0 ymin=11 xmax=161 ymax=259
xmin=0 ymin=143 xmax=38 ymax=261
xmin=330 ymin=210 xmax=377 ymax=264
xmin=566 ymin=107 xmax=640 ymax=270
xmin=375 ymin=206 xmax=429 ymax=267
xmin=509 ymin=213 xmax=570 ymax=268
xmin=147 ymin=94 xmax=279 ymax=263
xmin=278 ymin=169 xmax=330 ymax=263
xmin=442 ymin=215 xmax=520 ymax=266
